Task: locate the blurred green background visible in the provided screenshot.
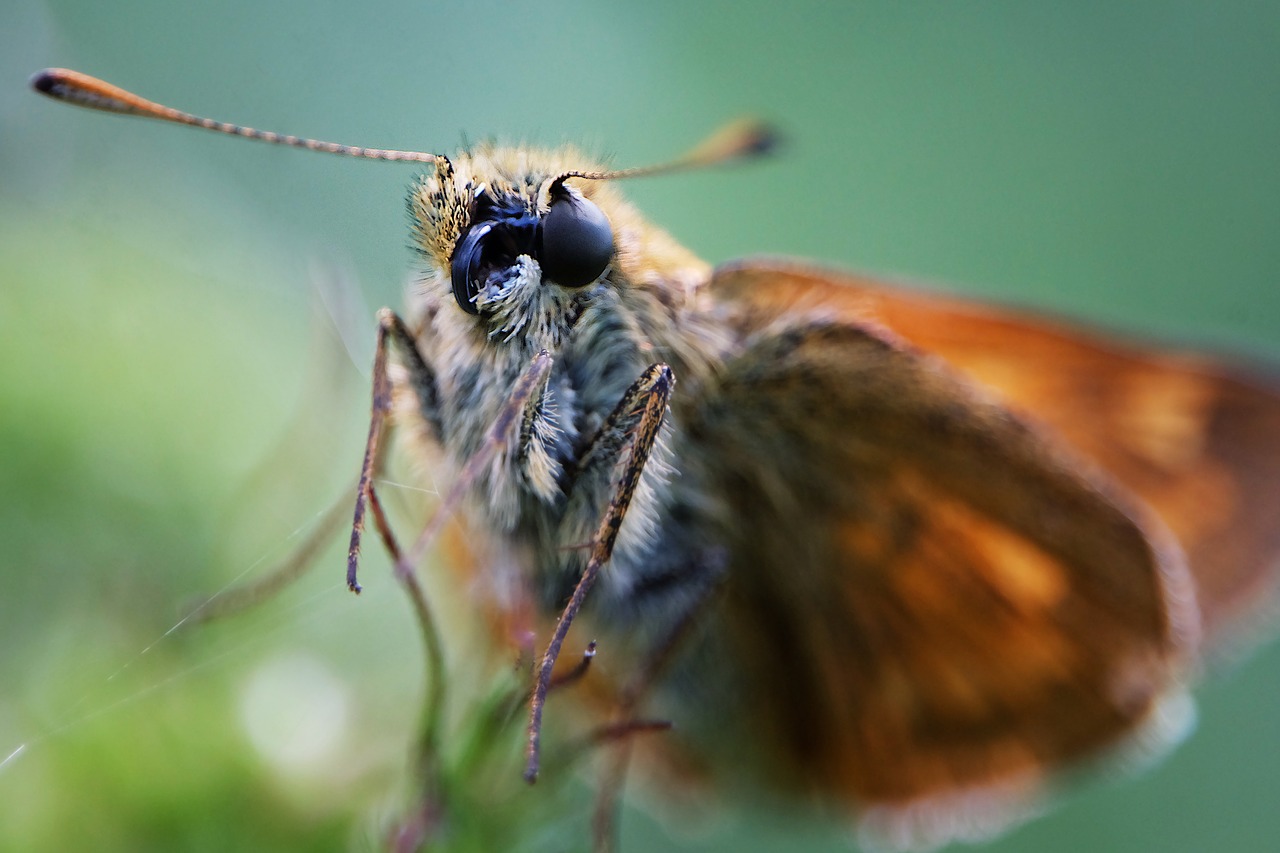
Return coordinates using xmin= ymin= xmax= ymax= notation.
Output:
xmin=3 ymin=1 xmax=1280 ymax=851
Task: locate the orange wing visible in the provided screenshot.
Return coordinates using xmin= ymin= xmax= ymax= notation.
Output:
xmin=711 ymin=259 xmax=1280 ymax=649
xmin=655 ymin=260 xmax=1237 ymax=843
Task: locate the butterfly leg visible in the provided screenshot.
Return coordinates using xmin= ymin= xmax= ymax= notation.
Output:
xmin=524 ymin=363 xmax=675 ymax=783
xmin=346 ymin=308 xmax=553 ymax=591
xmin=344 ymin=306 xmax=550 ymax=687
xmin=346 ymin=308 xmax=440 ymax=592
xmin=345 ymin=313 xmax=556 ymax=846
xmin=359 ymin=341 xmax=551 ymax=723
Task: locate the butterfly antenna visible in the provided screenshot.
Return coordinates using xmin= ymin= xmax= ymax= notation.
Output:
xmin=556 ymin=117 xmax=779 ymax=184
xmin=30 ymin=68 xmax=442 ymax=165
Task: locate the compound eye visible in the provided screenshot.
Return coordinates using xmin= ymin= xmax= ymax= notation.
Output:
xmin=449 ymin=220 xmax=494 ymax=314
xmin=539 ymin=185 xmax=614 ymax=289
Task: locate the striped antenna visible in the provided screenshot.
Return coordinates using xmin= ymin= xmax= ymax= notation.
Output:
xmin=30 ymin=68 xmax=441 ymax=164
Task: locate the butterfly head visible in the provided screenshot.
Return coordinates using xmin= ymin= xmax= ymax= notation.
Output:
xmin=409 ymin=148 xmax=622 ymax=335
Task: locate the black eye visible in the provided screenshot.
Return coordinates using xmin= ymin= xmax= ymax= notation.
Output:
xmin=450 ymin=220 xmax=493 ymax=315
xmin=539 ymin=185 xmax=614 ymax=289
xmin=450 ymin=192 xmax=539 ymax=315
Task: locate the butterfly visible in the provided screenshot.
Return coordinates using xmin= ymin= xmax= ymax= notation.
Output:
xmin=31 ymin=67 xmax=1280 ymax=850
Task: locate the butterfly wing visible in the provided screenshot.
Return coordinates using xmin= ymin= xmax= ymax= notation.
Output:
xmin=711 ymin=259 xmax=1280 ymax=648
xmin=667 ymin=261 xmax=1211 ymax=838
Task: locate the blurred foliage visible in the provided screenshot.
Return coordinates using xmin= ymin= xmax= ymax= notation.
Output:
xmin=3 ymin=1 xmax=1280 ymax=852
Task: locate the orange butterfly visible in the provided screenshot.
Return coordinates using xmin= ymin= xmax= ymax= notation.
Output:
xmin=32 ymin=68 xmax=1280 ymax=850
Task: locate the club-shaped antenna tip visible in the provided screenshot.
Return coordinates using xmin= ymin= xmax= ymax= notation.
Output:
xmin=30 ymin=68 xmax=60 ymax=95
